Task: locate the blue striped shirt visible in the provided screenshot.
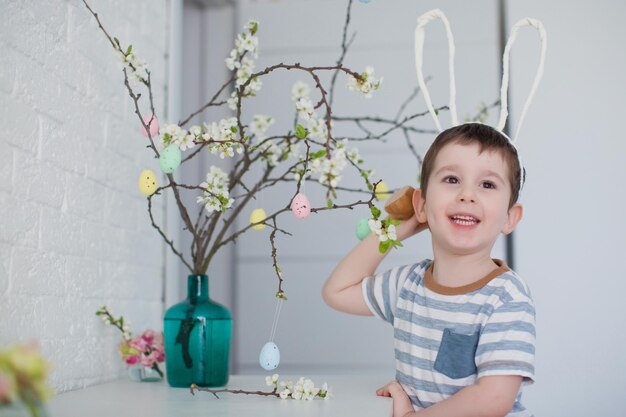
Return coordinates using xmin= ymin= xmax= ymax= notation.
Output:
xmin=362 ymin=259 xmax=535 ymax=416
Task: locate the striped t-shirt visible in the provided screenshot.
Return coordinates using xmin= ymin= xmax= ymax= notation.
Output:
xmin=362 ymin=259 xmax=535 ymax=416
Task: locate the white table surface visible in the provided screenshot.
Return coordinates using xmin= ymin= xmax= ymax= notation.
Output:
xmin=48 ymin=374 xmax=394 ymax=417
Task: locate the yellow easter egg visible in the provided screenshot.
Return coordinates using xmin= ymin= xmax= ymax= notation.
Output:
xmin=138 ymin=169 xmax=158 ymax=196
xmin=374 ymin=181 xmax=389 ymax=201
xmin=250 ymin=208 xmax=267 ymax=231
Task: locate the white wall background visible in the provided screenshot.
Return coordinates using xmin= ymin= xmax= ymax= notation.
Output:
xmin=0 ymin=0 xmax=169 ymax=391
xmin=506 ymin=1 xmax=626 ymax=416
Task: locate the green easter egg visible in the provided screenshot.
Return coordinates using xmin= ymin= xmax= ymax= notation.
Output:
xmin=159 ymin=144 xmax=182 ymax=174
xmin=356 ymin=218 xmax=371 ymax=240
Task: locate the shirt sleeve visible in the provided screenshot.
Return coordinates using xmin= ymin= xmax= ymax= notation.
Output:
xmin=361 ymin=262 xmax=426 ymax=324
xmin=475 ymin=296 xmax=536 ymax=384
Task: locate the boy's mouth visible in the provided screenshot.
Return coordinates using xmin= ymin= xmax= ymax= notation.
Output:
xmin=449 ymin=214 xmax=480 ymax=226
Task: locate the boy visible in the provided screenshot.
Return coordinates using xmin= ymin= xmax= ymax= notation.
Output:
xmin=323 ymin=123 xmax=535 ymax=417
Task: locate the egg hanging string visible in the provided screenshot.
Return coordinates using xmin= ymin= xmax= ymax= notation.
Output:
xmin=269 ymin=296 xmax=284 ymax=343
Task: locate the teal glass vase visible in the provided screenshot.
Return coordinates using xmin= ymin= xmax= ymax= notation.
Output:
xmin=163 ymin=274 xmax=232 ymax=387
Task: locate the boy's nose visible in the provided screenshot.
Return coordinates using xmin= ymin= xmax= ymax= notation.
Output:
xmin=458 ymin=187 xmax=476 ymax=203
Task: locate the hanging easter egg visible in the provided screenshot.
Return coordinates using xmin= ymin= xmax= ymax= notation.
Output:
xmin=140 ymin=115 xmax=159 ymax=137
xmin=159 ymin=144 xmax=182 ymax=174
xmin=291 ymin=192 xmax=311 ymax=219
xmin=250 ymin=208 xmax=267 ymax=231
xmin=138 ymin=169 xmax=158 ymax=196
xmin=359 ymin=0 xmax=371 ymax=3
xmin=356 ymin=218 xmax=371 ymax=240
xmin=374 ymin=181 xmax=389 ymax=201
xmin=259 ymin=341 xmax=280 ymax=371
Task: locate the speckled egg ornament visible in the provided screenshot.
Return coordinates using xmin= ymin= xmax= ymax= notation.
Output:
xmin=159 ymin=144 xmax=182 ymax=174
xmin=138 ymin=169 xmax=158 ymax=196
xmin=356 ymin=218 xmax=371 ymax=240
xmin=291 ymin=192 xmax=311 ymax=219
xmin=141 ymin=115 xmax=159 ymax=137
xmin=259 ymin=341 xmax=280 ymax=371
xmin=250 ymin=208 xmax=267 ymax=231
xmin=374 ymin=181 xmax=389 ymax=201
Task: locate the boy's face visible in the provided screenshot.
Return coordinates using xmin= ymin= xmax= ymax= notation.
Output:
xmin=414 ymin=142 xmax=522 ymax=258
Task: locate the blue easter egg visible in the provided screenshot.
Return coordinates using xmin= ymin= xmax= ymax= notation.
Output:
xmin=359 ymin=0 xmax=371 ymax=3
xmin=159 ymin=144 xmax=182 ymax=174
xmin=356 ymin=218 xmax=371 ymax=240
xmin=259 ymin=341 xmax=280 ymax=371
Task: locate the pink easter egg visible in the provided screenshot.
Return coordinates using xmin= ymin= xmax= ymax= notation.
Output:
xmin=291 ymin=192 xmax=311 ymax=219
xmin=141 ymin=115 xmax=159 ymax=137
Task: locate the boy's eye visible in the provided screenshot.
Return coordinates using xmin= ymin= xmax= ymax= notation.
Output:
xmin=443 ymin=176 xmax=459 ymax=184
xmin=480 ymin=181 xmax=496 ymax=189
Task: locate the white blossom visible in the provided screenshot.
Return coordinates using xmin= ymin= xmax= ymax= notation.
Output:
xmin=265 ymin=373 xmax=279 ymax=387
xmin=236 ymin=58 xmax=255 ymax=87
xmin=119 ymin=48 xmax=148 ymax=88
xmin=368 ymin=218 xmax=396 ymax=243
xmin=160 ymin=124 xmax=196 ymax=151
xmin=368 ymin=219 xmax=382 ymax=234
xmin=202 ymin=118 xmax=244 ymax=159
xmin=291 ymin=81 xmax=311 ymax=102
xmin=225 ymin=50 xmax=239 ymax=71
xmin=178 ymin=134 xmax=196 ymax=151
xmin=224 ymin=20 xmax=262 ymax=104
xmin=189 ymin=125 xmax=202 ymax=137
xmin=302 ymin=379 xmax=319 ymax=400
xmin=319 ymin=382 xmax=332 ymax=399
xmin=295 ymin=98 xmax=315 ymax=121
xmin=292 ymin=383 xmax=304 ymax=400
xmin=250 ymin=115 xmax=275 ymax=140
xmin=306 ymin=117 xmax=328 ymax=141
xmin=244 ymin=77 xmax=263 ymax=96
xmin=235 ymin=32 xmax=259 ymax=56
xmin=196 ymin=166 xmax=234 ymax=213
xmin=227 ymin=91 xmax=239 ymax=110
xmin=272 ymin=375 xmax=329 ymax=401
xmin=347 ymin=66 xmax=382 ymax=98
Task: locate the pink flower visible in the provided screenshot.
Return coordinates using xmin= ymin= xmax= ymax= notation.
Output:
xmin=140 ymin=352 xmax=157 ymax=367
xmin=125 ymin=355 xmax=140 ymax=365
xmin=128 ymin=337 xmax=148 ymax=352
xmin=141 ymin=330 xmax=157 ymax=344
xmin=118 ymin=329 xmax=165 ymax=368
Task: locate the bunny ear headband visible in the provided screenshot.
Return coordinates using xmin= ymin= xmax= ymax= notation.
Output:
xmin=415 ymin=9 xmax=547 ymax=189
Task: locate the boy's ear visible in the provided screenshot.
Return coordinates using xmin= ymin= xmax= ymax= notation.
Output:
xmin=502 ymin=203 xmax=523 ymax=235
xmin=412 ymin=188 xmax=428 ymax=223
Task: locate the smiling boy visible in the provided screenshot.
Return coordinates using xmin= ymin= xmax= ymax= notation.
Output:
xmin=323 ymin=123 xmax=535 ymax=417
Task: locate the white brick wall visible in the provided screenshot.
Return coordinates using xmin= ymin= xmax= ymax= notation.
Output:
xmin=0 ymin=0 xmax=169 ymax=392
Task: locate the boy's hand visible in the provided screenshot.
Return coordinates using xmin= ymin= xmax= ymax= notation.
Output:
xmin=389 ymin=187 xmax=428 ymax=242
xmin=376 ymin=381 xmax=414 ymax=417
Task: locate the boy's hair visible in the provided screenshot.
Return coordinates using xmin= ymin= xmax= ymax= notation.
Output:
xmin=419 ymin=123 xmax=524 ymax=208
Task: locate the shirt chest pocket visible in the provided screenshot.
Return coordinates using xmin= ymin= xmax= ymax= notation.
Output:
xmin=434 ymin=328 xmax=480 ymax=379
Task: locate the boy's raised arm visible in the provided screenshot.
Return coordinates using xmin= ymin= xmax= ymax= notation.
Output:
xmin=322 ymin=231 xmax=389 ymax=316
xmin=322 ymin=214 xmax=425 ymax=315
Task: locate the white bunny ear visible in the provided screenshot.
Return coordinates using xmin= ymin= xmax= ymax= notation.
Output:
xmin=415 ymin=9 xmax=458 ymax=132
xmin=497 ymin=18 xmax=547 ymax=142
